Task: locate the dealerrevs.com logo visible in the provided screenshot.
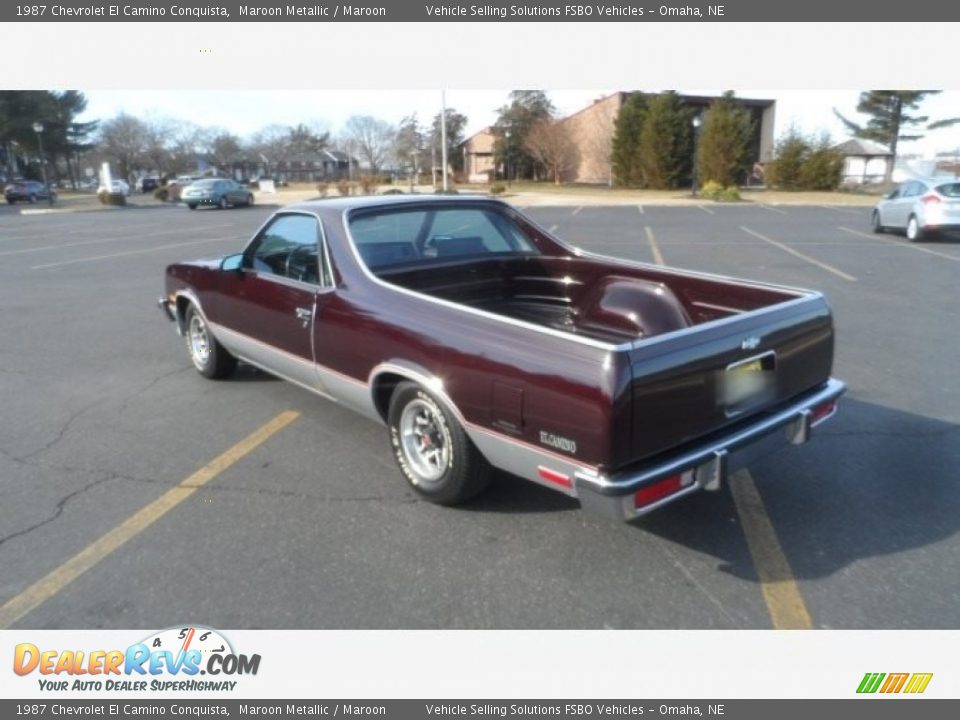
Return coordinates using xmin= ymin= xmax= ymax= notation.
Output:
xmin=857 ymin=672 xmax=933 ymax=694
xmin=13 ymin=626 xmax=260 ymax=692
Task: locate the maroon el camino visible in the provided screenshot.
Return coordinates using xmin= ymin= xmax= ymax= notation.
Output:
xmin=158 ymin=195 xmax=845 ymax=520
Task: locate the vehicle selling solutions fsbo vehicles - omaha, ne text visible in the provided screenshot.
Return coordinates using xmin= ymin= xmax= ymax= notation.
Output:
xmin=158 ymin=196 xmax=844 ymax=520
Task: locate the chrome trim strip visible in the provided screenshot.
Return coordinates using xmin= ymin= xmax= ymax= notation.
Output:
xmin=575 ymin=378 xmax=845 ymax=500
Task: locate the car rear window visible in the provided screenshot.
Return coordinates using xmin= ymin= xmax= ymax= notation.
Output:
xmin=935 ymin=182 xmax=960 ymax=198
xmin=348 ymin=205 xmax=540 ymax=271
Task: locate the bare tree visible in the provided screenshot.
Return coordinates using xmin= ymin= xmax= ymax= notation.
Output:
xmin=524 ymin=120 xmax=579 ymax=185
xmin=343 ymin=115 xmax=394 ymax=174
xmin=98 ymin=113 xmax=149 ymax=180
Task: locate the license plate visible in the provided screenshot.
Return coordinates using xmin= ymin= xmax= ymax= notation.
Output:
xmin=721 ymin=353 xmax=775 ymax=410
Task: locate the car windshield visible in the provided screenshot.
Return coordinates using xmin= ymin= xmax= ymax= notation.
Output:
xmin=348 ymin=205 xmax=541 ymax=271
xmin=192 ymin=180 xmax=217 ymax=188
xmin=935 ymin=182 xmax=960 ymax=198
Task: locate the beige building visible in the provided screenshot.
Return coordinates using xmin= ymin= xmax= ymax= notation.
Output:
xmin=462 ymin=127 xmax=496 ymax=182
xmin=462 ymin=92 xmax=777 ymax=185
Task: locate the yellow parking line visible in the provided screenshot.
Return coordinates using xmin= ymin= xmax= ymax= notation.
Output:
xmin=0 ymin=410 xmax=300 ymax=628
xmin=729 ymin=469 xmax=813 ymax=629
xmin=740 ymin=226 xmax=857 ymax=282
xmin=644 ymin=225 xmax=665 ymax=265
xmin=838 ymin=226 xmax=960 ymax=262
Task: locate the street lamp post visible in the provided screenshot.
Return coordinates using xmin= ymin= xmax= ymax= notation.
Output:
xmin=691 ymin=115 xmax=702 ymax=198
xmin=32 ymin=122 xmax=52 ymax=206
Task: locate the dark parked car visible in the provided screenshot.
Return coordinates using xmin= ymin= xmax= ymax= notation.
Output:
xmin=181 ymin=179 xmax=254 ymax=210
xmin=159 ymin=196 xmax=844 ymax=520
xmin=5 ymin=180 xmax=56 ymax=204
xmin=138 ymin=177 xmax=160 ymax=193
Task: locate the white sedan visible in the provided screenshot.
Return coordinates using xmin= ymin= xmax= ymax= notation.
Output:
xmin=873 ymin=178 xmax=960 ymax=241
xmin=98 ymin=179 xmax=131 ymax=197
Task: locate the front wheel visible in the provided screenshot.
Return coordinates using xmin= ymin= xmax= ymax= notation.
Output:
xmin=387 ymin=381 xmax=492 ymax=505
xmin=28 ymin=194 xmax=37 ymax=204
xmin=906 ymin=215 xmax=924 ymax=242
xmin=184 ymin=305 xmax=236 ymax=379
xmin=871 ymin=210 xmax=885 ymax=234
xmin=187 ymin=203 xmax=197 ymax=210
xmin=218 ymin=196 xmax=228 ymax=210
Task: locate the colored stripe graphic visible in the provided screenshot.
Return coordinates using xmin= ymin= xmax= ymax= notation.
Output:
xmin=880 ymin=673 xmax=909 ymax=693
xmin=904 ymin=673 xmax=934 ymax=694
xmin=857 ymin=672 xmax=933 ymax=694
xmin=857 ymin=673 xmax=885 ymax=694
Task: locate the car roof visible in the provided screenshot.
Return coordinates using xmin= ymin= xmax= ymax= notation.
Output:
xmin=284 ymin=193 xmax=507 ymax=214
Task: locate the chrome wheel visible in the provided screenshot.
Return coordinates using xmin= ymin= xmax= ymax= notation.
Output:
xmin=187 ymin=313 xmax=211 ymax=369
xmin=399 ymin=398 xmax=451 ymax=483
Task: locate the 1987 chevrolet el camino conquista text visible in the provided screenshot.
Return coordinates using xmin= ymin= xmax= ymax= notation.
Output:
xmin=159 ymin=196 xmax=844 ymax=521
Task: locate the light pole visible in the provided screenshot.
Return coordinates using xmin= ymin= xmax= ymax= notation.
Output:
xmin=32 ymin=122 xmax=52 ymax=206
xmin=691 ymin=114 xmax=702 ymax=198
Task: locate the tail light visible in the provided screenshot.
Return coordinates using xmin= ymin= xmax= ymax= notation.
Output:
xmin=634 ymin=471 xmax=694 ymax=508
xmin=921 ymin=194 xmax=941 ymax=205
xmin=810 ymin=399 xmax=837 ymax=425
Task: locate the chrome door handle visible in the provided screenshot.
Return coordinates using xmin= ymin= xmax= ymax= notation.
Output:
xmin=295 ymin=307 xmax=313 ymax=326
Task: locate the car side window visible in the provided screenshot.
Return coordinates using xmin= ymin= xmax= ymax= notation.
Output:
xmin=247 ymin=214 xmax=327 ymax=286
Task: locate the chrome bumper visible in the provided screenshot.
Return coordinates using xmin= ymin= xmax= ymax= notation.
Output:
xmin=575 ymin=378 xmax=846 ymax=520
xmin=157 ymin=296 xmax=177 ymax=323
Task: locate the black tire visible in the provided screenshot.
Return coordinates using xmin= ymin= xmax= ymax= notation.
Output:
xmin=29 ymin=194 xmax=37 ymax=204
xmin=871 ymin=210 xmax=885 ymax=234
xmin=387 ymin=381 xmax=492 ymax=505
xmin=218 ymin=196 xmax=228 ymax=210
xmin=6 ymin=199 xmax=14 ymax=205
xmin=183 ymin=305 xmax=236 ymax=379
xmin=187 ymin=203 xmax=197 ymax=210
xmin=906 ymin=214 xmax=924 ymax=242
xmin=246 ymin=194 xmax=254 ymax=207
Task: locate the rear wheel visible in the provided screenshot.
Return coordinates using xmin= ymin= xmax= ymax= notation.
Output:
xmin=906 ymin=215 xmax=924 ymax=242
xmin=246 ymin=194 xmax=254 ymax=207
xmin=28 ymin=194 xmax=37 ymax=204
xmin=184 ymin=305 xmax=236 ymax=379
xmin=387 ymin=381 xmax=492 ymax=505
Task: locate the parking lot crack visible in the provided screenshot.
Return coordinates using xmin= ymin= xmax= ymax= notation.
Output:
xmin=19 ymin=400 xmax=107 ymax=463
xmin=0 ymin=473 xmax=117 ymax=550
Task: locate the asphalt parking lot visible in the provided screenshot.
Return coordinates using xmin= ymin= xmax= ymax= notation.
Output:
xmin=1 ymin=199 xmax=958 ymax=629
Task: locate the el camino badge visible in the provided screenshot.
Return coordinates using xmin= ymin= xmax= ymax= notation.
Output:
xmin=540 ymin=431 xmax=577 ymax=454
xmin=741 ymin=336 xmax=761 ymax=350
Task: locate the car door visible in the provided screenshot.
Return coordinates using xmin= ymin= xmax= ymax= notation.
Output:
xmin=214 ymin=212 xmax=331 ymax=390
xmin=893 ymin=181 xmax=921 ymax=227
xmin=226 ymin=180 xmax=247 ymax=205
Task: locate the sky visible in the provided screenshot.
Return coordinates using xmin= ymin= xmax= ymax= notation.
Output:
xmin=76 ymin=89 xmax=960 ymax=157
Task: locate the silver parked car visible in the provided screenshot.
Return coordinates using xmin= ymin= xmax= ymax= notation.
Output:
xmin=872 ymin=177 xmax=960 ymax=241
xmin=181 ymin=179 xmax=254 ymax=210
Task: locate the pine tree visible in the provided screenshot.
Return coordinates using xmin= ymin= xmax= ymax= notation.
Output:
xmin=637 ymin=92 xmax=693 ymax=189
xmin=697 ymin=91 xmax=753 ymax=187
xmin=767 ymin=127 xmax=809 ymax=190
xmin=611 ymin=92 xmax=647 ymax=187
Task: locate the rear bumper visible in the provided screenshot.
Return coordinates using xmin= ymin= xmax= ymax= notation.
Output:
xmin=158 ymin=296 xmax=177 ymax=323
xmin=575 ymin=378 xmax=846 ymax=520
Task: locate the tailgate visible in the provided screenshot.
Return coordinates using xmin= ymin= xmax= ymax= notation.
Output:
xmin=625 ymin=294 xmax=834 ymax=465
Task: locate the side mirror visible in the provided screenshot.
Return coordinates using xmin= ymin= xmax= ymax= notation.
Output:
xmin=220 ymin=253 xmax=244 ymax=271
xmin=886 ymin=190 xmax=899 ymax=199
